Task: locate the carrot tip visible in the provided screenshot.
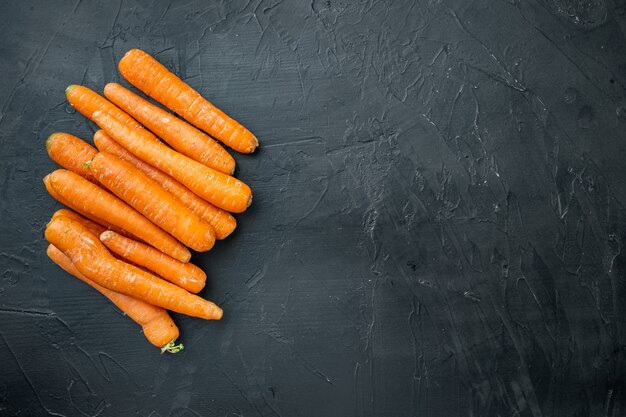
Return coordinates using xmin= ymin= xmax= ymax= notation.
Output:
xmin=161 ymin=340 xmax=184 ymax=354
xmin=65 ymin=85 xmax=77 ymax=96
xmin=45 ymin=133 xmax=60 ymax=150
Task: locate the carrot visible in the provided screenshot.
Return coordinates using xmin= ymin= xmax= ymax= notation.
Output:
xmin=66 ymin=85 xmax=141 ymax=129
xmin=47 ymin=244 xmax=182 ymax=351
xmin=46 ymin=133 xmax=98 ymax=182
xmin=118 ymin=48 xmax=258 ymax=154
xmin=91 ymin=110 xmax=252 ymax=213
xmin=52 ymin=209 xmax=107 ymax=236
xmin=100 ymin=231 xmax=206 ymax=294
xmin=90 ymin=152 xmax=216 ymax=252
xmin=104 ymin=83 xmax=236 ymax=175
xmin=46 ymin=216 xmax=223 ymax=320
xmin=44 ymin=169 xmax=191 ymax=262
xmin=94 ymin=130 xmax=237 ymax=240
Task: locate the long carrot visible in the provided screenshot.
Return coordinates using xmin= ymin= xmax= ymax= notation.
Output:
xmin=66 ymin=85 xmax=141 ymax=129
xmin=46 ymin=133 xmax=98 ymax=182
xmin=91 ymin=110 xmax=252 ymax=213
xmin=90 ymin=152 xmax=216 ymax=252
xmin=104 ymin=83 xmax=236 ymax=175
xmin=118 ymin=48 xmax=258 ymax=154
xmin=44 ymin=169 xmax=191 ymax=262
xmin=47 ymin=244 xmax=182 ymax=351
xmin=52 ymin=209 xmax=107 ymax=236
xmin=94 ymin=130 xmax=237 ymax=240
xmin=46 ymin=216 xmax=223 ymax=320
xmin=100 ymin=231 xmax=206 ymax=294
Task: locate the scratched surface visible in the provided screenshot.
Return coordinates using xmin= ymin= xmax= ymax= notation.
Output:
xmin=1 ymin=0 xmax=626 ymax=416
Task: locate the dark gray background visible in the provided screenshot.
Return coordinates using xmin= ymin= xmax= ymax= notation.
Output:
xmin=1 ymin=0 xmax=626 ymax=416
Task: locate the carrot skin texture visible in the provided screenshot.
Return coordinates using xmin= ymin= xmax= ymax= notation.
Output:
xmin=47 ymin=244 xmax=179 ymax=347
xmin=45 ymin=216 xmax=223 ymax=320
xmin=46 ymin=133 xmax=98 ymax=182
xmin=94 ymin=130 xmax=237 ymax=240
xmin=45 ymin=169 xmax=190 ymax=262
xmin=104 ymin=83 xmax=236 ymax=175
xmin=90 ymin=152 xmax=216 ymax=252
xmin=52 ymin=209 xmax=107 ymax=236
xmin=100 ymin=231 xmax=206 ymax=294
xmin=91 ymin=110 xmax=252 ymax=213
xmin=118 ymin=48 xmax=258 ymax=154
xmin=66 ymin=85 xmax=141 ymax=129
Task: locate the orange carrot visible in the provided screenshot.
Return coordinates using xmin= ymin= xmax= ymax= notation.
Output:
xmin=66 ymin=85 xmax=141 ymax=129
xmin=47 ymin=244 xmax=182 ymax=351
xmin=44 ymin=169 xmax=191 ymax=262
xmin=91 ymin=110 xmax=252 ymax=213
xmin=104 ymin=83 xmax=236 ymax=175
xmin=46 ymin=216 xmax=223 ymax=320
xmin=100 ymin=231 xmax=206 ymax=294
xmin=90 ymin=152 xmax=216 ymax=252
xmin=118 ymin=48 xmax=258 ymax=153
xmin=94 ymin=130 xmax=237 ymax=240
xmin=52 ymin=209 xmax=107 ymax=236
xmin=46 ymin=133 xmax=98 ymax=182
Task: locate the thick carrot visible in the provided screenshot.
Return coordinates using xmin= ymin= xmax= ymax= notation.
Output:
xmin=90 ymin=152 xmax=216 ymax=252
xmin=94 ymin=130 xmax=237 ymax=240
xmin=52 ymin=209 xmax=107 ymax=236
xmin=66 ymin=85 xmax=141 ymax=129
xmin=46 ymin=133 xmax=97 ymax=182
xmin=46 ymin=216 xmax=223 ymax=320
xmin=118 ymin=48 xmax=258 ymax=154
xmin=100 ymin=231 xmax=206 ymax=294
xmin=47 ymin=244 xmax=182 ymax=351
xmin=91 ymin=110 xmax=252 ymax=213
xmin=44 ymin=169 xmax=191 ymax=262
xmin=104 ymin=83 xmax=236 ymax=175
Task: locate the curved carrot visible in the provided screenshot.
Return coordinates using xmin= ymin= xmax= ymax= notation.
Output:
xmin=104 ymin=83 xmax=236 ymax=175
xmin=45 ymin=216 xmax=223 ymax=320
xmin=94 ymin=130 xmax=237 ymax=240
xmin=52 ymin=209 xmax=107 ymax=236
xmin=100 ymin=231 xmax=206 ymax=294
xmin=47 ymin=244 xmax=181 ymax=351
xmin=66 ymin=85 xmax=141 ymax=129
xmin=90 ymin=152 xmax=216 ymax=252
xmin=118 ymin=48 xmax=258 ymax=154
xmin=91 ymin=110 xmax=252 ymax=213
xmin=44 ymin=169 xmax=191 ymax=262
xmin=46 ymin=133 xmax=98 ymax=182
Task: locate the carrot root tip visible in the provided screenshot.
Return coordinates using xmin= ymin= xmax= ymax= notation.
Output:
xmin=65 ymin=85 xmax=77 ymax=96
xmin=46 ymin=133 xmax=60 ymax=150
xmin=161 ymin=340 xmax=184 ymax=354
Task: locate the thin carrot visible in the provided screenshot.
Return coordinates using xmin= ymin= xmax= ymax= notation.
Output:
xmin=52 ymin=209 xmax=107 ymax=236
xmin=46 ymin=216 xmax=223 ymax=320
xmin=118 ymin=48 xmax=258 ymax=154
xmin=46 ymin=133 xmax=98 ymax=182
xmin=47 ymin=244 xmax=182 ymax=351
xmin=90 ymin=152 xmax=216 ymax=252
xmin=104 ymin=83 xmax=236 ymax=175
xmin=44 ymin=169 xmax=191 ymax=262
xmin=66 ymin=85 xmax=141 ymax=129
xmin=91 ymin=110 xmax=252 ymax=213
xmin=94 ymin=130 xmax=237 ymax=240
xmin=100 ymin=231 xmax=206 ymax=294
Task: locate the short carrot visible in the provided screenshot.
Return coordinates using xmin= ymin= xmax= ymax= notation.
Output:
xmin=90 ymin=152 xmax=216 ymax=252
xmin=46 ymin=133 xmax=98 ymax=182
xmin=100 ymin=231 xmax=206 ymax=294
xmin=66 ymin=85 xmax=141 ymax=130
xmin=94 ymin=130 xmax=237 ymax=240
xmin=118 ymin=48 xmax=258 ymax=154
xmin=91 ymin=110 xmax=252 ymax=213
xmin=46 ymin=216 xmax=223 ymax=320
xmin=44 ymin=169 xmax=191 ymax=262
xmin=47 ymin=244 xmax=182 ymax=351
xmin=52 ymin=209 xmax=107 ymax=236
xmin=104 ymin=83 xmax=236 ymax=175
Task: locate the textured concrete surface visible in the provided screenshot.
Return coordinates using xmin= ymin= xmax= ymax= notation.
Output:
xmin=1 ymin=0 xmax=626 ymax=416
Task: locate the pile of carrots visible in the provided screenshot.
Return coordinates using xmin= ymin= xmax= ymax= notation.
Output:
xmin=44 ymin=49 xmax=257 ymax=353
